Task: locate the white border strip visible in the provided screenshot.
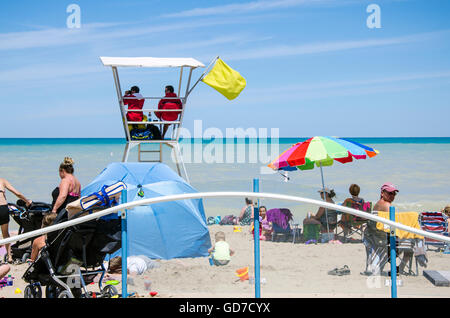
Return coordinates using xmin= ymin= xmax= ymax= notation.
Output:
xmin=1 ymin=192 xmax=449 ymax=246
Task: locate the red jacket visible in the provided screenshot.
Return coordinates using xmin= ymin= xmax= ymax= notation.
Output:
xmin=124 ymin=93 xmax=145 ymax=122
xmin=157 ymin=92 xmax=182 ymax=121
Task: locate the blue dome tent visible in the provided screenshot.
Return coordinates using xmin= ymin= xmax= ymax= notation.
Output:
xmin=81 ymin=162 xmax=211 ymax=259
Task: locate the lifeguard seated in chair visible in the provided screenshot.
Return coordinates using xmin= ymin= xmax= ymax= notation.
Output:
xmin=156 ymin=85 xmax=182 ymax=139
xmin=124 ymin=85 xmax=145 ymax=122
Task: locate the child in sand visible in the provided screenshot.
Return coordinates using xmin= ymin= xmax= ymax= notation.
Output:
xmin=29 ymin=213 xmax=57 ymax=262
xmin=107 ymin=255 xmax=159 ymax=276
xmin=208 ymin=231 xmax=235 ymax=266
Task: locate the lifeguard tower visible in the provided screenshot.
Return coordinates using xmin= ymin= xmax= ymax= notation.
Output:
xmin=100 ymin=57 xmax=206 ymax=183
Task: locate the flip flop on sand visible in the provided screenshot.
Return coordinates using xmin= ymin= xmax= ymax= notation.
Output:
xmin=328 ymin=265 xmax=351 ymax=276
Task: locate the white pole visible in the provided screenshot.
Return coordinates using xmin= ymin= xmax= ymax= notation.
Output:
xmin=1 ymin=192 xmax=449 ymax=246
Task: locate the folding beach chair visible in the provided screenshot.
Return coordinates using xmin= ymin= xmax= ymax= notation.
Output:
xmin=419 ymin=212 xmax=449 ymax=252
xmin=362 ymin=218 xmax=389 ymax=275
xmin=267 ymin=208 xmax=299 ymax=242
xmin=66 ymin=181 xmax=127 ymax=219
xmin=374 ymin=211 xmax=426 ymax=276
xmin=393 ymin=239 xmax=420 ymax=276
xmin=337 ymin=201 xmax=372 ymax=242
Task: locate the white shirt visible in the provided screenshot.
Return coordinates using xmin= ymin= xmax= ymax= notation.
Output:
xmin=127 ymin=256 xmax=147 ymax=275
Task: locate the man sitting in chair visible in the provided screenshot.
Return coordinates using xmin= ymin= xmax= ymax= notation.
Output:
xmin=373 ymin=182 xmax=413 ymax=274
xmin=124 ymin=86 xmax=145 ymax=122
xmin=156 ymin=85 xmax=182 ymax=139
xmin=373 ymin=183 xmax=398 ymax=213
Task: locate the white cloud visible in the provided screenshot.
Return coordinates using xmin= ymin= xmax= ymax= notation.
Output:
xmin=162 ymin=0 xmax=336 ymax=18
xmin=235 ymin=70 xmax=450 ymax=103
xmin=0 ymin=16 xmax=267 ymax=52
xmin=220 ymin=30 xmax=450 ymax=61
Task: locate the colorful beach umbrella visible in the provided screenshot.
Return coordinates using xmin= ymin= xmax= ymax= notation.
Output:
xmin=268 ymin=136 xmax=379 ymax=172
xmin=268 ymin=136 xmax=379 ymax=233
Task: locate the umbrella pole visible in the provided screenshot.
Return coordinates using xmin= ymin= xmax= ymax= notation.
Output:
xmin=319 ymin=162 xmax=331 ymax=236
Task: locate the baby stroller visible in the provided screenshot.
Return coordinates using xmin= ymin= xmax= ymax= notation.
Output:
xmin=22 ymin=182 xmax=126 ymax=298
xmin=7 ymin=200 xmax=51 ymax=264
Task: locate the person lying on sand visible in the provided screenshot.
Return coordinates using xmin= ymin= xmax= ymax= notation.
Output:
xmin=108 ymin=255 xmax=160 ymax=276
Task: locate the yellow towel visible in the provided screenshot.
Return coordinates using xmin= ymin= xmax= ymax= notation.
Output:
xmin=376 ymin=212 xmax=423 ymax=239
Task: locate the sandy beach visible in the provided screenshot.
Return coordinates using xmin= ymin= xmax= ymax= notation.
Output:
xmin=1 ymin=224 xmax=449 ymax=299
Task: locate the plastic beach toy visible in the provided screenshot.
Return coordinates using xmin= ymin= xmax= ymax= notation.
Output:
xmin=150 ymin=291 xmax=158 ymax=297
xmin=233 ymin=226 xmax=242 ymax=232
xmin=105 ymin=280 xmax=120 ymax=286
xmin=235 ymin=267 xmax=249 ymax=281
xmin=14 ymin=288 xmax=21 ymax=294
xmin=305 ymin=239 xmax=317 ymax=245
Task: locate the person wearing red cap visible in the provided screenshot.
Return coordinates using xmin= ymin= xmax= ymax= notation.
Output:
xmin=373 ymin=182 xmax=415 ymax=274
xmin=373 ymin=182 xmax=399 ymax=213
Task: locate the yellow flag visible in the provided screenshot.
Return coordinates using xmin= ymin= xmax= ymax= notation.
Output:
xmin=202 ymin=58 xmax=246 ymax=100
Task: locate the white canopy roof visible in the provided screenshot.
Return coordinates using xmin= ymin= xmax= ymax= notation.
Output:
xmin=100 ymin=57 xmax=205 ymax=68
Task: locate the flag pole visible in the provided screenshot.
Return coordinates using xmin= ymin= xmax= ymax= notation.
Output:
xmin=186 ymin=56 xmax=219 ymax=97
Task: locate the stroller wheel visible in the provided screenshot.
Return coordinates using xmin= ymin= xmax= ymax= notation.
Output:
xmin=24 ymin=284 xmax=42 ymax=298
xmin=45 ymin=285 xmax=59 ymax=298
xmin=57 ymin=290 xmax=74 ymax=298
xmin=102 ymin=285 xmax=118 ymax=298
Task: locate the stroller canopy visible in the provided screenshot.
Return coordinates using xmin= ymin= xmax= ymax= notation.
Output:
xmin=81 ymin=162 xmax=211 ymax=260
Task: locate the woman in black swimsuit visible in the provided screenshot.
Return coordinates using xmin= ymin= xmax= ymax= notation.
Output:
xmin=0 ymin=178 xmax=32 ymax=263
xmin=51 ymin=157 xmax=81 ymax=214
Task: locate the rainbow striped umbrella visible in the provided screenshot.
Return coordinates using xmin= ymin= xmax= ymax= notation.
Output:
xmin=268 ymin=136 xmax=379 ymax=172
xmin=268 ymin=136 xmax=379 ymax=233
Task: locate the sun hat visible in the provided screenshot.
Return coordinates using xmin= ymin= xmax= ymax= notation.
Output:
xmin=318 ymin=187 xmax=333 ymax=194
xmin=381 ymin=182 xmax=399 ymax=193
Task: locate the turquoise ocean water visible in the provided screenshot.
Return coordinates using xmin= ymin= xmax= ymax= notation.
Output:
xmin=1 ymin=138 xmax=449 ymax=229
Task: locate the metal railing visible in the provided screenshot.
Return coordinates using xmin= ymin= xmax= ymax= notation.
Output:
xmin=1 ymin=191 xmax=449 ymax=246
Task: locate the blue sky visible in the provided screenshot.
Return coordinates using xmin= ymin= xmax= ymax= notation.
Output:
xmin=0 ymin=0 xmax=449 ymax=137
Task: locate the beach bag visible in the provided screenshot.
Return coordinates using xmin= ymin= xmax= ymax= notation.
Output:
xmin=219 ymin=215 xmax=236 ymax=225
xmin=207 ymin=216 xmax=215 ymax=225
xmin=130 ymin=128 xmax=151 ymax=140
xmin=147 ymin=124 xmax=162 ymax=140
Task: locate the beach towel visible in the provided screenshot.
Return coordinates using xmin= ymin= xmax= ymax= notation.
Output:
xmin=376 ymin=212 xmax=424 ymax=239
xmin=266 ymin=208 xmax=293 ymax=230
xmin=420 ymin=212 xmax=449 ymax=247
xmin=219 ymin=215 xmax=236 ymax=225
